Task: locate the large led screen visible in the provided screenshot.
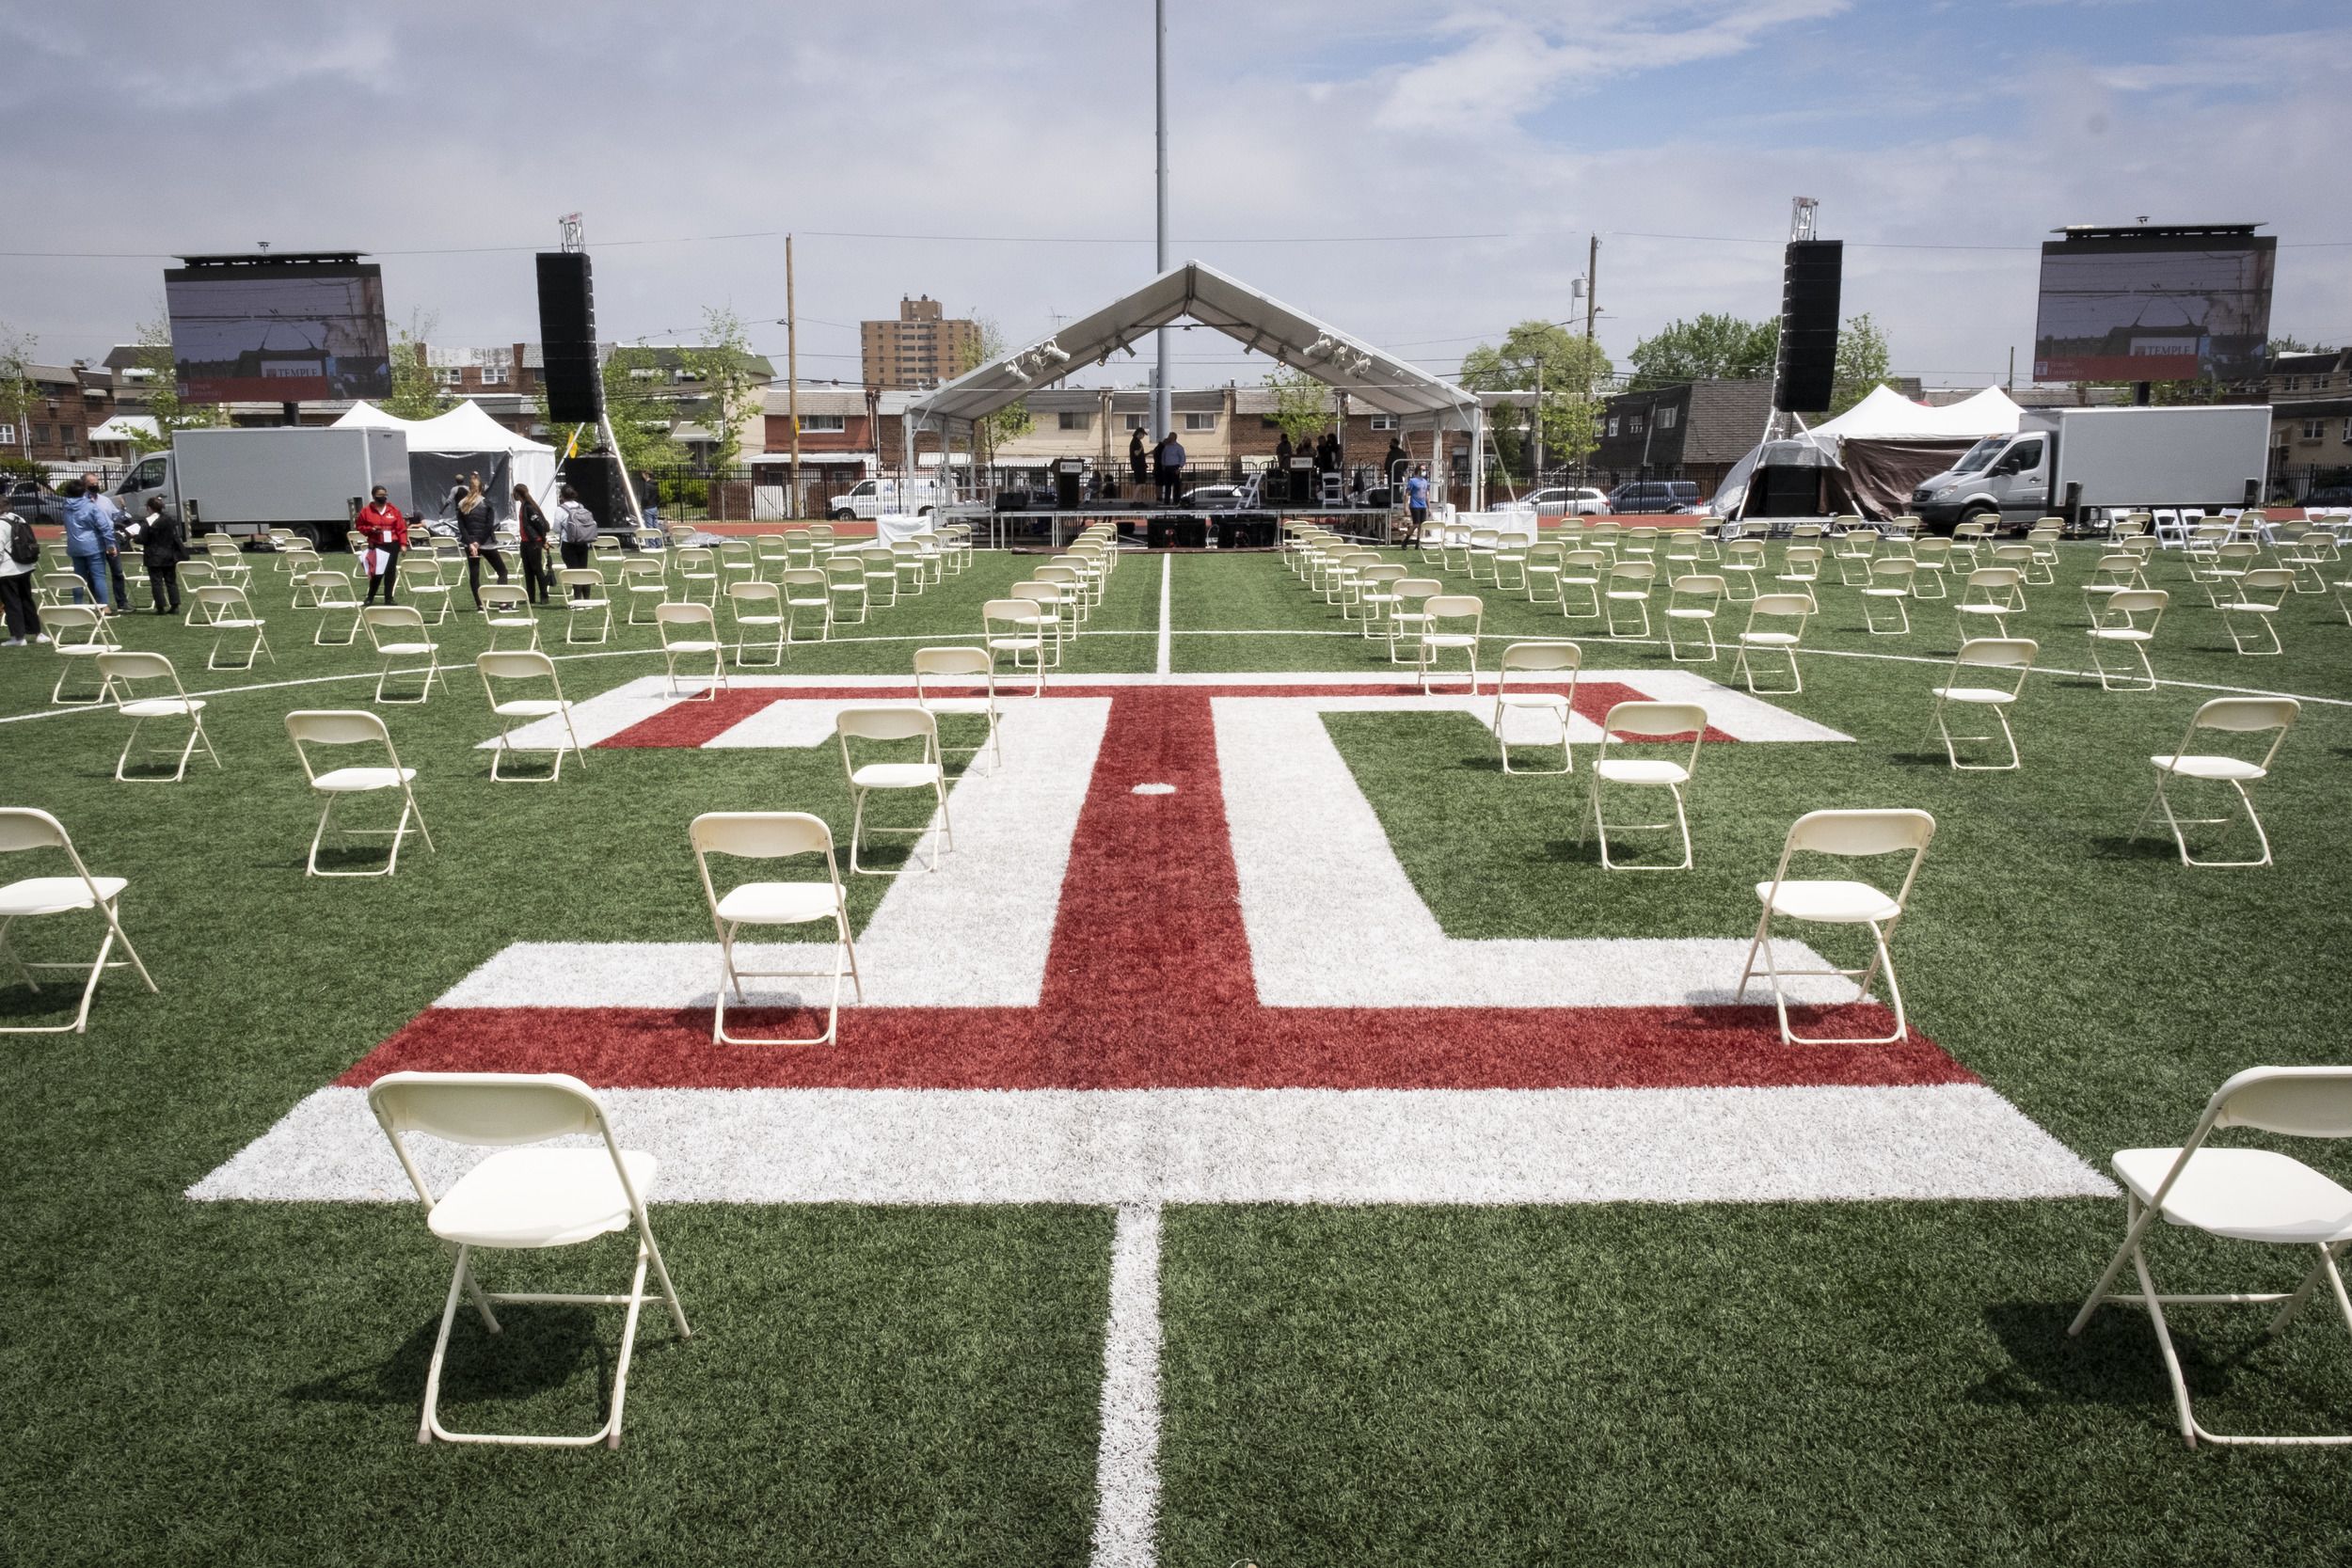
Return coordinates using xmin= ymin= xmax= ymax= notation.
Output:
xmin=164 ymin=261 xmax=392 ymax=402
xmin=2032 ymin=234 xmax=2275 ymax=383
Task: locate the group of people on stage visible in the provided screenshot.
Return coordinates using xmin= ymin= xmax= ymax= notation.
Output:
xmin=1127 ymin=427 xmax=1191 ymax=504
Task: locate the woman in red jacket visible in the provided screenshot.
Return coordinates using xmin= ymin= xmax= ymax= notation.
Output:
xmin=357 ymin=484 xmax=408 ymax=605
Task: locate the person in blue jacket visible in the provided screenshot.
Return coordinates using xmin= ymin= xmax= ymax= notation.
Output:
xmin=61 ymin=476 xmax=119 ymax=610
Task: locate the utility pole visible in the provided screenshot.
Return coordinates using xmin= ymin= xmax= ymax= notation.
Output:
xmin=1532 ymin=364 xmax=1543 ymax=485
xmin=1152 ymin=0 xmax=1171 ymax=441
xmin=1585 ymin=235 xmax=1599 ymax=343
xmin=787 ymin=233 xmax=801 ymax=518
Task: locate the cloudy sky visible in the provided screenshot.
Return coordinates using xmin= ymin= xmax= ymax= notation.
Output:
xmin=5 ymin=0 xmax=2348 ymax=389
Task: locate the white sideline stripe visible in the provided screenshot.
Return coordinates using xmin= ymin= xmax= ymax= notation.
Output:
xmin=1155 ymin=555 xmax=1172 ymax=676
xmin=439 ymin=700 xmax=1110 ymax=1008
xmin=187 ymin=1083 xmax=2111 ymax=1204
xmin=1215 ymin=697 xmax=1856 ymax=1007
xmin=1089 ymin=1202 xmax=1162 ymax=1568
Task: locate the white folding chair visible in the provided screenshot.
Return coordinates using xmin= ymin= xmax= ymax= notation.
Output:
xmin=1010 ymin=580 xmax=1069 ymax=666
xmin=367 ymin=1071 xmax=691 ymax=1449
xmin=478 ymin=583 xmax=540 ymax=653
xmin=1558 ymin=549 xmax=1606 ymax=620
xmin=1578 ymin=701 xmax=1707 ymax=870
xmin=284 ymin=709 xmax=434 ymax=877
xmin=1416 ymin=594 xmax=1483 ymax=693
xmin=1925 ymin=638 xmax=2035 ymax=770
xmin=2085 ymin=588 xmax=2168 ymax=692
xmin=558 ymin=568 xmax=612 ymax=644
xmin=782 ymin=568 xmax=831 ymax=645
xmin=43 ymin=603 xmax=119 ymax=705
xmin=190 ymin=583 xmax=272 ymax=672
xmin=2217 ymin=567 xmax=2295 ymax=657
xmin=1860 ymin=558 xmax=1915 ymax=635
xmin=1603 ymin=561 xmax=1654 ymax=640
xmin=1663 ymin=574 xmax=1724 ymax=662
xmin=673 ymin=546 xmax=720 ymax=607
xmin=1738 ymin=808 xmax=1935 ymax=1047
xmin=476 ymin=651 xmax=589 ymax=783
xmin=402 ymin=549 xmax=453 ymax=626
xmin=1954 ymin=566 xmax=2026 ymax=641
xmin=654 ymin=602 xmax=728 ymax=700
xmin=2068 ymin=1066 xmax=2352 ymax=1449
xmin=1489 ymin=641 xmax=1581 ymax=776
xmin=97 ymin=651 xmax=219 ymax=783
xmin=306 ymin=569 xmax=363 ymax=646
xmin=984 ymin=598 xmax=1048 ymax=693
xmin=836 ymin=706 xmax=953 ymax=875
xmin=1729 ymin=594 xmax=1811 ymax=694
xmin=826 ymin=555 xmax=868 ymax=626
xmin=860 ymin=546 xmax=898 ymax=610
xmin=1720 ymin=539 xmax=1766 ymax=602
xmin=691 ymin=812 xmax=861 ymax=1047
xmin=1388 ymin=578 xmax=1442 ymax=665
xmin=914 ymin=646 xmax=1002 ymax=771
xmin=0 ymin=807 xmax=157 ymax=1034
xmin=726 ymin=580 xmax=787 ymax=667
xmin=620 ymin=558 xmax=669 ymax=626
xmin=2134 ymin=697 xmax=2297 ymax=867
xmin=361 ymin=605 xmax=442 ymax=705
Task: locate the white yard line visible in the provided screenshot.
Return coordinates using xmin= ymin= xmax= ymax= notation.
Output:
xmin=1155 ymin=554 xmax=1173 ymax=676
xmin=1089 ymin=1202 xmax=1165 ymax=1568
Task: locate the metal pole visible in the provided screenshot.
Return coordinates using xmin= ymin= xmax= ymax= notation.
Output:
xmin=1152 ymin=0 xmax=1171 ymax=442
xmin=787 ymin=234 xmax=801 ymax=519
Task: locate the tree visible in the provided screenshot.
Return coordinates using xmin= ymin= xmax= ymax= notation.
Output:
xmin=131 ymin=312 xmax=224 ymax=451
xmin=1458 ymin=320 xmax=1615 ymax=481
xmin=1264 ymin=365 xmax=1334 ymax=446
xmin=957 ymin=318 xmax=1031 ymax=466
xmin=1627 ymin=313 xmax=1778 ymax=390
xmin=1828 ymin=312 xmax=1894 ymax=415
xmin=681 ymin=306 xmax=765 ymax=472
xmin=0 ymin=319 xmax=35 ymax=460
xmin=381 ymin=310 xmax=454 ymax=420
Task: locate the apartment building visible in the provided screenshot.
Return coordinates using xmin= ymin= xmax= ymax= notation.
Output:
xmin=2267 ymin=348 xmax=2352 ymax=493
xmin=861 ymin=296 xmax=980 ymax=389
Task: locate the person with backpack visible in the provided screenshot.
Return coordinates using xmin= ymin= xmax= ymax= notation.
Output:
xmin=0 ymin=502 xmax=47 ymax=645
xmin=134 ymin=495 xmax=186 ymax=615
xmin=453 ymin=470 xmax=508 ymax=610
xmin=555 ymin=483 xmax=600 ymax=599
xmin=514 ymin=482 xmax=554 ymax=605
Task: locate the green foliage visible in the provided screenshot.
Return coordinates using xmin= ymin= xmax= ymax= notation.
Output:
xmin=1627 ymin=313 xmax=1780 ymax=389
xmin=1265 ymin=365 xmax=1335 ymax=446
xmin=133 ymin=311 xmax=224 ymax=450
xmin=0 ymin=318 xmax=35 ymax=455
xmin=959 ymin=318 xmax=1032 ymax=464
xmin=380 ymin=310 xmax=455 ymax=420
xmin=529 ymin=345 xmax=687 ymax=474
xmin=681 ymin=307 xmax=765 ymax=472
xmin=1828 ymin=312 xmax=1894 ymax=414
xmin=0 ymin=452 xmax=40 ymax=481
xmin=1459 ymin=321 xmax=1614 ymax=479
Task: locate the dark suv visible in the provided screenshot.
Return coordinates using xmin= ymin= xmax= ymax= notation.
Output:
xmin=1606 ymin=480 xmax=1701 ymax=514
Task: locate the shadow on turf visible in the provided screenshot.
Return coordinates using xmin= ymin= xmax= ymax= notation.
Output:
xmin=1975 ymin=1300 xmax=2270 ymax=1418
xmin=286 ymin=1305 xmax=631 ymax=1426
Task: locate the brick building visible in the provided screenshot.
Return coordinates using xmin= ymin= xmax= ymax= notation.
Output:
xmin=861 ymin=296 xmax=980 ymax=389
xmin=3 ymin=363 xmax=117 ymax=466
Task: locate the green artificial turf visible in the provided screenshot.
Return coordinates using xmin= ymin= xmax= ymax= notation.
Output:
xmin=3 ymin=535 xmax=2349 ymax=1564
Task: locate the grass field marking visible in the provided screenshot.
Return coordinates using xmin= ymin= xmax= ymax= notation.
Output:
xmin=1156 ymin=554 xmax=1173 ymax=676
xmin=1089 ymin=1200 xmax=1164 ymax=1568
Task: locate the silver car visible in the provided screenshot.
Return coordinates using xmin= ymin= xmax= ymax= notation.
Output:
xmin=1524 ymin=486 xmax=1611 ymax=519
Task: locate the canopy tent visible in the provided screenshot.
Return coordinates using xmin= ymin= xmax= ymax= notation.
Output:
xmin=332 ymin=400 xmax=559 ymax=522
xmin=902 ymin=260 xmax=1487 ymax=504
xmin=1713 ymin=387 xmax=2024 ymax=520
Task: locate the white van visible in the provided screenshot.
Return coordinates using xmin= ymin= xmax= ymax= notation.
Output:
xmin=827 ymin=477 xmax=946 ymax=521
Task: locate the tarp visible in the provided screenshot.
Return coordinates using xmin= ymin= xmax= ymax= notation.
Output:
xmin=332 ymin=400 xmax=559 ymax=521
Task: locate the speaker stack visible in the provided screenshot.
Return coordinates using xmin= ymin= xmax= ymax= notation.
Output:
xmin=1773 ymin=239 xmax=1843 ymax=414
xmin=535 ymin=252 xmax=603 ymax=424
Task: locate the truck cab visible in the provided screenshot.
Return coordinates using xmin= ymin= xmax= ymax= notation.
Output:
xmin=1911 ymin=433 xmax=2048 ymax=530
xmin=115 ymin=451 xmax=174 ymax=524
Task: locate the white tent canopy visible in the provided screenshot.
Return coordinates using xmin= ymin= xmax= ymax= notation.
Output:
xmin=1807 ymin=384 xmax=2024 ymax=441
xmin=333 ymin=399 xmax=559 ymax=514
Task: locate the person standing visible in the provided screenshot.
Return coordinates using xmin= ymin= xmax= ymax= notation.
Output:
xmin=1385 ymin=436 xmax=1408 ymax=489
xmin=82 ymin=473 xmax=135 ymax=609
xmin=637 ymin=469 xmax=660 ymax=533
xmin=1404 ymin=464 xmax=1431 ymax=548
xmin=515 ymin=482 xmax=554 ymax=605
xmin=61 ymin=476 xmax=119 ymax=610
xmin=136 ymin=496 xmax=186 ymax=615
xmin=454 ymin=470 xmax=508 ymax=609
xmin=1156 ymin=431 xmax=1186 ymax=505
xmin=555 ymin=483 xmax=600 ymax=598
xmin=0 ymin=502 xmax=46 ymax=645
xmin=356 ymin=483 xmax=407 ymax=606
xmin=1128 ymin=427 xmax=1148 ymax=494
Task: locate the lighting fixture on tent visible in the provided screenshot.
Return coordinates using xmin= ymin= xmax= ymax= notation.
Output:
xmin=1039 ymin=340 xmax=1071 ymax=364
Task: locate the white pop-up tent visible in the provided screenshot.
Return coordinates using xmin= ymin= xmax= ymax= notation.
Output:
xmin=333 ymin=400 xmax=559 ymax=521
xmin=1715 ymin=386 xmax=2024 ymax=519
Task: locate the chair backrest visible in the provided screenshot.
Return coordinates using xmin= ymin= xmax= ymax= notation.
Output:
xmin=1360 ymin=563 xmax=1408 ymax=589
xmin=1749 ymin=593 xmax=1812 ymax=621
xmin=369 ymin=1071 xmax=607 ymax=1158
xmin=1394 ymin=578 xmax=1442 ymax=608
xmin=727 ymin=579 xmax=782 ymax=608
xmin=1563 ymin=548 xmax=1605 ymax=572
xmin=205 ymin=535 xmax=239 ymax=558
xmin=691 ymin=809 xmax=835 ymax=863
xmin=1783 ymin=546 xmax=1824 ymax=573
xmin=983 ymin=598 xmax=1037 ymax=630
xmin=783 ymin=568 xmax=828 ymax=594
xmin=1869 ymin=558 xmax=1916 ymax=585
xmin=306 ymin=570 xmax=357 ymax=603
xmin=2106 ymin=588 xmax=2167 ymax=616
xmin=1500 ymin=640 xmax=1581 ymax=674
xmin=177 ymin=560 xmax=217 ymax=590
xmin=191 ymin=583 xmax=252 ymax=618
xmin=2188 ymin=695 xmax=2298 ymax=737
xmin=1990 ymin=543 xmax=2031 ymax=565
xmin=1785 ymin=807 xmax=1936 ymax=859
xmin=828 ymin=555 xmax=865 ymax=584
xmin=1965 ymin=567 xmax=2024 ymax=593
xmin=0 ymin=806 xmax=74 ymax=856
xmin=47 ymin=603 xmax=107 ymax=636
xmin=863 ymin=546 xmax=896 ymax=568
xmin=717 ymin=538 xmax=754 ymax=562
xmin=676 ymin=546 xmax=716 ymax=573
xmin=1608 ymin=561 xmax=1653 ymax=588
xmin=476 ymin=649 xmax=559 ymax=684
xmin=621 ymin=557 xmax=664 ymax=581
xmin=591 ymin=534 xmax=622 ymax=555
xmin=657 ymin=601 xmax=717 ymax=633
xmin=2215 ymin=541 xmax=2261 ymax=565
xmin=285 ymin=707 xmax=392 ymax=750
xmin=557 ymin=567 xmax=603 ymax=592
xmin=480 ymin=583 xmax=528 ymax=613
xmin=1011 ymin=579 xmax=1064 ymax=608
xmin=97 ymin=649 xmax=178 ymax=688
xmin=1425 ymin=594 xmax=1482 ymax=623
xmin=1726 ymin=539 xmax=1766 ymax=563
xmin=835 ymin=705 xmax=939 ymax=745
xmin=1601 ymin=700 xmax=1708 ymax=741
xmin=1670 ymin=573 xmax=1725 ymax=603
xmin=2237 ymin=568 xmax=2296 ymax=596
xmin=362 ymin=603 xmax=425 ymax=634
xmin=914 ymin=645 xmax=991 ymax=680
xmin=2209 ymin=1067 xmax=2352 ymax=1137
xmin=1951 ymin=637 xmax=2037 ymax=674
xmin=1913 ymin=538 xmax=1950 ymax=562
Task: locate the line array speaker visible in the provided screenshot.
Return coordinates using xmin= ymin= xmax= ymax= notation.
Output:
xmin=535 ymin=251 xmax=603 ymax=424
xmin=1773 ymin=239 xmax=1842 ymax=413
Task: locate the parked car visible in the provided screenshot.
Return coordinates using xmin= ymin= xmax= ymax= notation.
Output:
xmin=1606 ymin=480 xmax=1700 ymax=514
xmin=2 ymin=478 xmax=72 ymax=526
xmin=2297 ymin=484 xmax=2352 ymax=509
xmin=1524 ymin=486 xmax=1611 ymax=518
xmin=1181 ymin=483 xmax=1250 ymax=512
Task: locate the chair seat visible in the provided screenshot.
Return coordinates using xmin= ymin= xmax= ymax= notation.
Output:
xmin=1666 ymin=607 xmax=1715 ymax=620
xmin=923 ymin=696 xmax=995 ymax=716
xmin=56 ymin=642 xmax=111 ymax=657
xmin=568 ymin=597 xmax=612 ymax=610
xmin=1957 ymin=605 xmax=2013 ymax=617
xmin=2089 ymin=627 xmax=2152 ymax=642
xmin=2113 ymin=1147 xmax=2352 ymax=1245
xmin=375 ymin=641 xmax=437 ymax=657
xmin=1861 ymin=588 xmax=1908 ymax=599
xmin=714 ymin=879 xmax=842 ymax=927
xmin=119 ymin=697 xmax=203 ymax=718
xmin=2152 ymin=753 xmax=2265 ymax=782
xmin=735 ymin=614 xmax=785 ymax=627
xmin=1596 ymin=758 xmax=1689 ymax=786
xmin=1932 ymin=687 xmax=2015 ymax=705
xmin=426 ymin=1146 xmax=659 ymax=1249
xmin=311 ymin=766 xmax=417 ymax=793
xmin=786 ymin=597 xmax=829 ymax=610
xmin=494 ymin=699 xmax=569 ymax=719
xmin=851 ymin=762 xmax=944 ymax=790
xmin=1606 ymin=590 xmax=1648 ymax=601
xmin=1498 ymin=693 xmax=1569 ymax=713
xmin=485 ymin=615 xmax=535 ymax=629
xmin=987 ymin=636 xmax=1042 ymax=653
xmin=0 ymin=875 xmax=127 ymax=917
xmin=2218 ymin=601 xmax=2277 ymax=615
xmin=664 ymin=640 xmax=723 ymax=655
xmin=206 ymin=618 xmax=264 ymax=630
xmin=1740 ymin=631 xmax=1800 ymax=646
xmin=1422 ymin=634 xmax=1477 ymax=650
xmin=1756 ymin=879 xmax=1902 ymax=924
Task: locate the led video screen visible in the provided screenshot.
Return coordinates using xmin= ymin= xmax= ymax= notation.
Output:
xmin=2032 ymin=234 xmax=2275 ymax=384
xmin=164 ymin=261 xmax=392 ymax=402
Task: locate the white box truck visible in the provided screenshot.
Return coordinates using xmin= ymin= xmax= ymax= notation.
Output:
xmin=1909 ymin=405 xmax=2270 ymax=532
xmin=112 ymin=427 xmax=412 ymax=549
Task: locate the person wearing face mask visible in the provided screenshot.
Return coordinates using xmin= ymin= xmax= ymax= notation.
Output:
xmin=357 ymin=483 xmax=407 ymax=606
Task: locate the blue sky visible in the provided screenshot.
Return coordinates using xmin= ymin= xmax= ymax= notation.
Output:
xmin=3 ymin=0 xmax=2345 ymax=388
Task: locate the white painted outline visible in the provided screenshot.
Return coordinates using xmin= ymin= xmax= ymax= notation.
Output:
xmin=1089 ymin=1203 xmax=1163 ymax=1568
xmin=1155 ymin=555 xmax=1172 ymax=676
